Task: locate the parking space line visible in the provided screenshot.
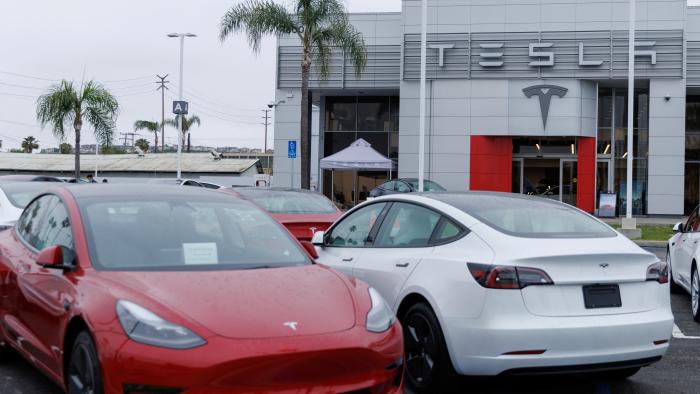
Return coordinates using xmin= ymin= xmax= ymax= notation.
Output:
xmin=673 ymin=324 xmax=700 ymax=339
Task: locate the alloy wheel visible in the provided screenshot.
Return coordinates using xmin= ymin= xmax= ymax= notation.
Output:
xmin=405 ymin=313 xmax=437 ymax=385
xmin=68 ymin=342 xmax=96 ymax=394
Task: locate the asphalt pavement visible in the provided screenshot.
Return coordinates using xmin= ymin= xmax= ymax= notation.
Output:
xmin=2 ymin=246 xmax=699 ymax=394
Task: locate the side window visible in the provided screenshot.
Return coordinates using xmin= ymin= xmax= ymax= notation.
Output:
xmin=35 ymin=197 xmax=73 ymax=251
xmin=383 ymin=181 xmax=396 ymax=191
xmin=327 ymin=203 xmax=386 ymax=247
xmin=396 ymin=182 xmax=411 ymax=193
xmin=17 ymin=195 xmax=53 ymax=249
xmin=432 ymin=218 xmax=465 ymax=244
xmin=374 ymin=203 xmax=441 ymax=247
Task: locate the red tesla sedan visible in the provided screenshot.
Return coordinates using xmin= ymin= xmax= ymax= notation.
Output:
xmin=0 ymin=184 xmax=403 ymax=394
xmin=233 ymin=188 xmax=343 ymax=242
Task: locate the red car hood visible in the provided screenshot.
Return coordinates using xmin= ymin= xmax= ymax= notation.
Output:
xmin=271 ymin=213 xmax=342 ymax=241
xmin=103 ymin=265 xmax=356 ymax=339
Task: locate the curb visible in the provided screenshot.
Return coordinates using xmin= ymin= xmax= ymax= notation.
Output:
xmin=633 ymin=240 xmax=667 ymax=248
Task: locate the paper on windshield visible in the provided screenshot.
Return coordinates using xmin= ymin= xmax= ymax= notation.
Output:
xmin=183 ymin=243 xmax=219 ymax=265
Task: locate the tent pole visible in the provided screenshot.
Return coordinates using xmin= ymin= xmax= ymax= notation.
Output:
xmin=354 ymin=171 xmax=358 ymax=207
xmin=331 ymin=170 xmax=334 ymax=203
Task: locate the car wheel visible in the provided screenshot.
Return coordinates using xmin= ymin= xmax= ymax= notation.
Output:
xmin=693 ymin=267 xmax=700 ymax=323
xmin=403 ymin=303 xmax=456 ymax=393
xmin=67 ymin=331 xmax=103 ymax=394
xmin=668 ymin=250 xmax=683 ymax=294
xmin=599 ymin=367 xmax=641 ymax=380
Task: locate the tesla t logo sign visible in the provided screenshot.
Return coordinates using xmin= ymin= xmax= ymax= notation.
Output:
xmin=309 ymin=227 xmax=317 ymax=235
xmin=522 ymin=85 xmax=568 ymax=129
xmin=600 ymin=263 xmax=610 ymax=269
xmin=283 ymin=321 xmax=299 ymax=331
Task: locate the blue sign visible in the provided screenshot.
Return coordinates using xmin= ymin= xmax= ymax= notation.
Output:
xmin=288 ymin=140 xmax=297 ymax=159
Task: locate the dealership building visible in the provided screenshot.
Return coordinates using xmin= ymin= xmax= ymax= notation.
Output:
xmin=272 ymin=0 xmax=700 ymax=215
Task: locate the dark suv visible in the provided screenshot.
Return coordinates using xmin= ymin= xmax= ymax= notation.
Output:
xmin=369 ymin=178 xmax=446 ymax=197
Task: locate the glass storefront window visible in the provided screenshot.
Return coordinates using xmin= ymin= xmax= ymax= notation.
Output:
xmin=685 ymin=97 xmax=700 ymax=214
xmin=357 ymin=97 xmax=390 ymax=131
xmin=326 ymin=97 xmax=357 ymax=131
xmin=598 ymin=128 xmax=612 ymax=155
xmin=390 ymin=97 xmax=400 ymax=132
xmin=512 ymin=137 xmax=577 ymax=156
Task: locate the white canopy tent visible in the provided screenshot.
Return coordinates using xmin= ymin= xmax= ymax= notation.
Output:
xmin=320 ymin=138 xmax=396 ymax=207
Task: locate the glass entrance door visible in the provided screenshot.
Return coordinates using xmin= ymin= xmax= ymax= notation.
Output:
xmin=560 ymin=159 xmax=578 ymax=206
xmin=597 ymin=159 xmax=612 ymax=208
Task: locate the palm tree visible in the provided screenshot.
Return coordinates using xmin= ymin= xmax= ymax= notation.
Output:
xmin=219 ymin=0 xmax=367 ymax=189
xmin=166 ymin=115 xmax=200 ymax=153
xmin=36 ymin=80 xmax=118 ymax=179
xmin=134 ymin=120 xmax=162 ymax=152
xmin=21 ymin=136 xmax=39 ymax=153
xmin=135 ymin=138 xmax=150 ymax=153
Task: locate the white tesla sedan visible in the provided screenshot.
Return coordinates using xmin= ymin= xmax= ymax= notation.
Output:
xmin=668 ymin=210 xmax=700 ymax=320
xmin=312 ymin=193 xmax=673 ymax=392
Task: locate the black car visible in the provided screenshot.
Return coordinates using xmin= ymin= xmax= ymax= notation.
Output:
xmin=369 ymin=178 xmax=446 ymax=197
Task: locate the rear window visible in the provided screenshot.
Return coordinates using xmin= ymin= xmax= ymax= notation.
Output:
xmin=236 ymin=190 xmax=337 ymax=214
xmin=437 ymin=194 xmax=616 ymax=238
xmin=0 ymin=183 xmax=51 ymax=208
xmin=406 ymin=180 xmax=446 ymax=192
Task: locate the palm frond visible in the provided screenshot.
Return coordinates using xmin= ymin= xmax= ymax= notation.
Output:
xmin=79 ymin=80 xmax=118 ymax=145
xmin=314 ymin=17 xmax=366 ymax=77
xmin=220 ymin=0 xmax=299 ymax=51
xmin=134 ymin=120 xmax=160 ymax=132
xmin=36 ymin=80 xmax=79 ymax=140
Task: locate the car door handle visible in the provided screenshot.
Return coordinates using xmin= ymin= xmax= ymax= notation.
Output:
xmin=396 ymin=262 xmax=410 ymax=268
xmin=342 ymin=257 xmax=354 ymax=262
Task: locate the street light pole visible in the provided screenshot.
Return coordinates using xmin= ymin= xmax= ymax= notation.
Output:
xmin=168 ymin=32 xmax=196 ymax=180
xmin=625 ymin=0 xmax=636 ymax=224
xmin=418 ymin=0 xmax=427 ymax=192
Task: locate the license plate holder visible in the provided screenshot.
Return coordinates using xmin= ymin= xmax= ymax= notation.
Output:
xmin=583 ymin=284 xmax=621 ymax=309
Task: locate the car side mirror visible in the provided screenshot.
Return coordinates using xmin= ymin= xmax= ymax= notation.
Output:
xmin=311 ymin=231 xmax=326 ymax=246
xmin=673 ymin=222 xmax=684 ymax=233
xmin=299 ymin=241 xmax=319 ymax=259
xmin=36 ymin=245 xmax=75 ymax=271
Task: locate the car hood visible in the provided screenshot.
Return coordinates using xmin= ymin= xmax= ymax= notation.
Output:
xmin=103 ymin=265 xmax=357 ymax=339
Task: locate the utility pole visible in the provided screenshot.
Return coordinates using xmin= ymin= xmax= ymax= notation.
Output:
xmin=156 ymin=74 xmax=170 ymax=153
xmin=261 ymin=109 xmax=271 ymax=153
xmin=120 ymin=132 xmax=136 ymax=147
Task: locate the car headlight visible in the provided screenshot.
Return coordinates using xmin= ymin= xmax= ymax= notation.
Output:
xmin=116 ymin=300 xmax=206 ymax=349
xmin=366 ymin=287 xmax=396 ymax=333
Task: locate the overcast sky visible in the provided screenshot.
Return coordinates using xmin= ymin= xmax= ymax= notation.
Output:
xmin=1 ymin=0 xmax=698 ymax=151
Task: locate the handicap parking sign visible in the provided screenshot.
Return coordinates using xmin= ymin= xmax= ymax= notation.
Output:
xmin=288 ymin=141 xmax=297 ymax=159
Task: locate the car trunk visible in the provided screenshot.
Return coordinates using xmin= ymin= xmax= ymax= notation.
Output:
xmin=271 ymin=214 xmax=340 ymax=242
xmin=498 ymin=236 xmax=663 ymax=317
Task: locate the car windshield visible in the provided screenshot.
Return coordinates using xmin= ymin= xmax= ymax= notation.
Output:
xmin=80 ymin=196 xmax=310 ymax=271
xmin=406 ymin=180 xmax=446 ymax=192
xmin=236 ymin=189 xmax=337 ymax=214
xmin=0 ymin=183 xmax=50 ymax=208
xmin=435 ymin=194 xmax=616 ymax=238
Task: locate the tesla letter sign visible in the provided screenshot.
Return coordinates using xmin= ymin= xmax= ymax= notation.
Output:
xmin=523 ymin=85 xmax=568 ymax=129
xmin=173 ymin=101 xmax=189 ymax=115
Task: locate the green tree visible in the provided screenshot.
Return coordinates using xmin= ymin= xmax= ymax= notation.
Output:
xmin=59 ymin=142 xmax=72 ymax=154
xmin=219 ymin=0 xmax=366 ymax=189
xmin=36 ymin=80 xmax=119 ymax=179
xmin=135 ymin=138 xmax=150 ymax=153
xmin=134 ymin=120 xmax=162 ymax=152
xmin=21 ymin=136 xmax=39 ymax=153
xmin=166 ymin=115 xmax=200 ymax=153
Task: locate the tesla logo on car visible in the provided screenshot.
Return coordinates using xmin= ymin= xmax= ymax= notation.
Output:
xmin=600 ymin=263 xmax=609 ymax=269
xmin=309 ymin=227 xmax=317 ymax=235
xmin=522 ymin=85 xmax=568 ymax=129
xmin=283 ymin=321 xmax=298 ymax=331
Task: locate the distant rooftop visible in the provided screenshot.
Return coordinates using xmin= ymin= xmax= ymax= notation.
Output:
xmin=0 ymin=153 xmax=260 ymax=174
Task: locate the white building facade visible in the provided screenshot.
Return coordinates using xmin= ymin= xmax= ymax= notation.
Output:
xmin=273 ymin=0 xmax=700 ymax=216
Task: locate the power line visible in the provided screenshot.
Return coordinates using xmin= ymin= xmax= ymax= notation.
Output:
xmin=0 ymin=70 xmax=58 ymax=82
xmin=0 ymin=81 xmax=45 ymax=91
xmin=156 ymin=74 xmax=170 ymax=153
xmin=169 ymin=83 xmax=259 ymax=113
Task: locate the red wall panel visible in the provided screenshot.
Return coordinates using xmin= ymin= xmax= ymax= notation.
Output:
xmin=470 ymin=136 xmax=512 ymax=192
xmin=576 ymin=137 xmax=596 ymax=213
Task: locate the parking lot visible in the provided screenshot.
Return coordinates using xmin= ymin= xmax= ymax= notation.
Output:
xmin=0 ymin=246 xmax=695 ymax=394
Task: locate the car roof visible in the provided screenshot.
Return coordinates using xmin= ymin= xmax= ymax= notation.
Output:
xmin=233 ymin=187 xmax=322 ymax=195
xmin=62 ymin=183 xmax=243 ymax=201
xmin=411 ymin=191 xmax=570 ymax=213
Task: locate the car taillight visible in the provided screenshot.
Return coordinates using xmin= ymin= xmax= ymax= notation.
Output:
xmin=646 ymin=261 xmax=668 ymax=284
xmin=467 ymin=263 xmax=553 ymax=289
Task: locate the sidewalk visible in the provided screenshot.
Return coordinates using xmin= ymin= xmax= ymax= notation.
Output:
xmin=600 ymin=216 xmax=685 ymax=226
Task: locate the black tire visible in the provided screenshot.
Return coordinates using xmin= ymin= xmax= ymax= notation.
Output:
xmin=668 ymin=249 xmax=683 ymax=294
xmin=599 ymin=367 xmax=641 ymax=380
xmin=402 ymin=302 xmax=457 ymax=393
xmin=67 ymin=331 xmax=103 ymax=394
xmin=692 ymin=266 xmax=700 ymax=323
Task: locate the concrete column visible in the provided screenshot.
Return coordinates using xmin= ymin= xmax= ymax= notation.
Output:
xmin=648 ymin=79 xmax=685 ymax=215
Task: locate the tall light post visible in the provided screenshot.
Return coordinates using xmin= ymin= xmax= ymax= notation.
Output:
xmin=167 ymin=32 xmax=196 ymax=180
xmin=418 ymin=0 xmax=428 ymax=192
xmin=624 ymin=0 xmax=636 ymax=228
